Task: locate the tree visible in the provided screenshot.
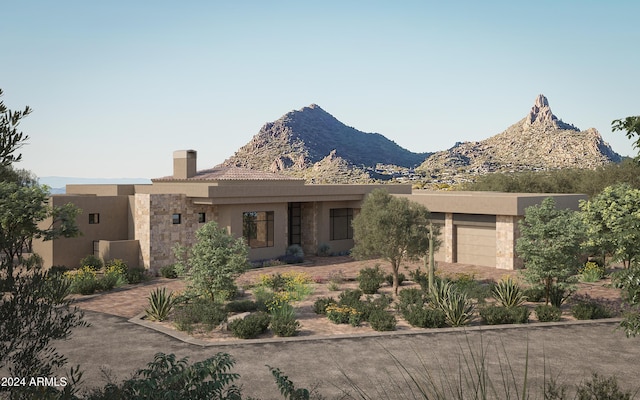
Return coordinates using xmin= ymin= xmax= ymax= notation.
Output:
xmin=612 ymin=116 xmax=640 ymax=161
xmin=0 ymin=90 xmax=85 ymax=394
xmin=580 ymin=184 xmax=640 ymax=268
xmin=351 ymin=189 xmax=439 ymax=296
xmin=516 ymin=197 xmax=584 ymax=305
xmin=174 ymin=221 xmax=250 ymax=302
xmin=0 ymin=88 xmax=31 ymax=168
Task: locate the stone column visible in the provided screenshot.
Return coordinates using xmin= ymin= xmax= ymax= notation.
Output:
xmin=444 ymin=213 xmax=454 ymax=263
xmin=495 ymin=215 xmax=523 ymax=270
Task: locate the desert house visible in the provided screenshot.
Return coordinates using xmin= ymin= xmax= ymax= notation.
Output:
xmin=33 ymin=150 xmax=586 ymax=272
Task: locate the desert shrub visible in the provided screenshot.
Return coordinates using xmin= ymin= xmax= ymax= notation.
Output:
xmin=576 ymin=373 xmax=633 ymax=400
xmin=228 ymin=312 xmax=270 ymax=339
xmin=48 ymin=265 xmax=70 ymax=275
xmin=492 ymin=276 xmax=527 ymax=308
xmin=270 ymin=304 xmax=300 ymax=337
xmin=98 ymin=272 xmax=120 ymax=291
xmin=253 ymin=286 xmax=276 ymax=312
xmin=549 ymin=285 xmax=571 ymax=307
xmin=358 ymin=294 xmax=392 ymax=320
xmin=225 ymin=299 xmax=258 ymax=313
xmin=368 ymin=309 xmax=396 ymax=331
xmin=80 ymin=254 xmax=103 ymax=270
xmin=523 ymin=286 xmax=546 ymax=302
xmin=105 ymin=258 xmax=128 ymax=275
xmin=159 ymin=264 xmax=178 ymax=279
xmin=611 ymin=266 xmax=640 ymax=304
xmin=280 ymin=244 xmax=304 ymax=264
xmin=65 ymin=266 xmax=99 ymax=295
xmin=326 ymin=305 xmax=362 ymax=326
xmin=397 ymin=288 xmax=426 ymax=314
xmin=328 ymin=282 xmax=340 ymax=291
xmin=338 ymin=289 xmax=363 ymax=308
xmin=580 ymin=261 xmax=606 ymax=282
xmin=404 ymin=307 xmax=447 ymax=328
xmin=358 ymin=265 xmax=386 ymax=294
xmin=173 ymin=298 xmax=227 ymax=332
xmin=480 ymin=305 xmax=529 ymax=325
xmin=317 ymin=243 xmax=331 ymax=257
xmin=385 ymin=272 xmax=406 ymax=287
xmin=535 ymin=304 xmax=562 ymax=322
xmin=126 ymin=266 xmax=147 ymax=284
xmin=572 ymin=299 xmax=612 ymax=320
xmin=42 ymin=274 xmax=72 ymax=303
xmin=145 ymin=288 xmax=176 ymax=322
xmin=313 ymin=297 xmax=336 ymax=315
xmin=409 ymin=268 xmax=429 ymax=291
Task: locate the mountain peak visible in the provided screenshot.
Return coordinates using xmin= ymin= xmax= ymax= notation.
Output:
xmin=523 ymin=94 xmax=578 ymax=131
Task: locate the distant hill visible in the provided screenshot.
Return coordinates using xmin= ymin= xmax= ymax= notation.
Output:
xmin=222 ymin=104 xmax=430 ymax=183
xmin=39 ymin=177 xmax=151 ymax=194
xmin=417 ymin=94 xmax=621 ymax=184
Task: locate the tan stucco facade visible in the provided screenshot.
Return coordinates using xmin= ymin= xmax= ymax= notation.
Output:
xmin=35 ymin=151 xmax=587 ymax=272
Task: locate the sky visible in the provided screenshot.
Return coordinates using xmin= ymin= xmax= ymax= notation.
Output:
xmin=2 ymin=1 xmax=639 ymax=180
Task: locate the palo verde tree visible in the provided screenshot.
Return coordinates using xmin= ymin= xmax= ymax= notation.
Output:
xmin=612 ymin=116 xmax=640 ymax=161
xmin=516 ymin=197 xmax=585 ymax=305
xmin=0 ymin=89 xmax=85 ymax=395
xmin=351 ymin=188 xmax=439 ymax=296
xmin=581 ymin=184 xmax=640 ymax=268
xmin=174 ymin=221 xmax=250 ymax=302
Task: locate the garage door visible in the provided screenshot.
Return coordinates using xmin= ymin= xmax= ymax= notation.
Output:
xmin=456 ymin=226 xmax=496 ymax=267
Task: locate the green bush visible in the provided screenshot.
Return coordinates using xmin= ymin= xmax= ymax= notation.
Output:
xmin=397 ymin=288 xmax=426 ymax=314
xmin=313 ymin=297 xmax=336 ymax=315
xmin=580 ymin=261 xmax=606 ymax=283
xmin=98 ymin=272 xmax=121 ymax=291
xmin=338 ymin=289 xmax=363 ymax=308
xmin=253 ymin=286 xmax=276 ymax=312
xmin=572 ymin=300 xmax=612 ymax=320
xmin=492 ymin=277 xmax=527 ymax=308
xmin=42 ymin=274 xmax=72 ymax=304
xmin=535 ymin=304 xmax=562 ymax=322
xmin=270 ymin=304 xmax=300 ymax=337
xmin=159 ymin=264 xmax=178 ymax=279
xmin=228 ymin=312 xmax=271 ymax=339
xmin=358 ymin=294 xmax=392 ymax=321
xmin=326 ymin=304 xmax=362 ymax=326
xmin=66 ymin=266 xmax=100 ymax=295
xmin=126 ymin=266 xmax=147 ymax=284
xmin=409 ymin=268 xmax=429 ymax=291
xmin=480 ymin=305 xmax=529 ymax=325
xmin=79 ymin=254 xmax=103 ymax=270
xmin=358 ymin=265 xmax=386 ymax=294
xmin=576 ymin=373 xmax=633 ymax=400
xmin=367 ymin=309 xmax=396 ymax=331
xmin=405 ymin=307 xmax=447 ymax=328
xmin=225 ymin=299 xmax=258 ymax=313
xmin=523 ymin=286 xmax=545 ymax=302
xmin=173 ymin=298 xmax=227 ymax=332
xmin=549 ymin=285 xmax=571 ymax=307
xmin=385 ymin=272 xmax=406 ymax=287
xmin=145 ymin=288 xmax=176 ymax=322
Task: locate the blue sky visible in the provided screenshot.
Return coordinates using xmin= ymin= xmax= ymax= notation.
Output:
xmin=3 ymin=1 xmax=639 ymax=179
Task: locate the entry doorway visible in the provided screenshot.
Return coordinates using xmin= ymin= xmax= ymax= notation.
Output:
xmin=288 ymin=202 xmax=302 ymax=246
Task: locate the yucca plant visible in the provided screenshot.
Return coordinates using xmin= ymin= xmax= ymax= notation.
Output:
xmin=146 ymin=287 xmax=177 ymax=321
xmin=441 ymin=291 xmax=475 ymax=327
xmin=429 ymin=278 xmax=454 ymax=309
xmin=492 ymin=277 xmax=527 ymax=308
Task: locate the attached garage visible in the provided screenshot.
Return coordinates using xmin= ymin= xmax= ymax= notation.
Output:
xmin=454 ymin=214 xmax=496 ymax=268
xmin=455 ymin=225 xmax=496 ymax=267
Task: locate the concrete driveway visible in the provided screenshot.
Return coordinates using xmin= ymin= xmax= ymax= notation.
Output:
xmin=55 ymin=311 xmax=640 ymax=399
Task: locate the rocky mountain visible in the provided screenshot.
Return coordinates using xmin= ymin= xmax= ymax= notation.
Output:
xmin=222 ymin=104 xmax=429 ymax=182
xmin=417 ymin=94 xmax=621 ymax=183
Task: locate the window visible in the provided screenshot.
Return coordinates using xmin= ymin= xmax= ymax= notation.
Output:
xmin=89 ymin=213 xmax=100 ymax=224
xmin=198 ymin=212 xmax=206 ymax=223
xmin=172 ymin=213 xmax=181 ymax=224
xmin=243 ymin=211 xmax=274 ymax=248
xmin=330 ymin=208 xmax=353 ymax=240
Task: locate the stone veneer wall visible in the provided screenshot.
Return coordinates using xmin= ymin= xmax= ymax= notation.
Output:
xmin=300 ymin=202 xmax=317 ymax=255
xmin=495 ymin=215 xmax=523 ymax=270
xmin=444 ymin=213 xmax=455 ymax=263
xmin=134 ymin=193 xmax=218 ymax=272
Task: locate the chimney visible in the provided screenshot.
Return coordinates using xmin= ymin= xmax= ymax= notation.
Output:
xmin=173 ymin=150 xmax=197 ymax=179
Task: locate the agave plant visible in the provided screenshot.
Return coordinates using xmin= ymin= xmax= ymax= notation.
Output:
xmin=429 ymin=278 xmax=454 ymax=310
xmin=146 ymin=287 xmax=177 ymax=321
xmin=492 ymin=277 xmax=527 ymax=308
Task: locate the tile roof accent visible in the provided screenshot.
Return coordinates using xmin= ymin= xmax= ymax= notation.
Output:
xmin=153 ymin=166 xmax=303 ymax=182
